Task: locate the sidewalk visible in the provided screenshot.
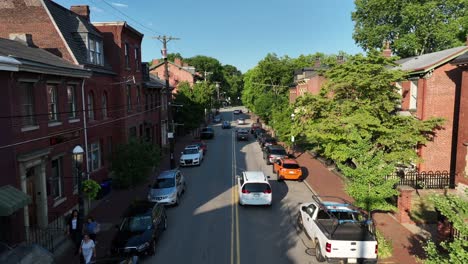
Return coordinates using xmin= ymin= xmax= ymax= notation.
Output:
xmin=293 ymin=148 xmax=425 ymax=264
xmin=54 ymin=134 xmax=196 ymax=264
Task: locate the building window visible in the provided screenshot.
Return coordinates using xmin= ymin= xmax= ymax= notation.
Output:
xmin=51 ymin=157 xmax=64 ymax=199
xmin=145 ymin=92 xmax=149 ymax=111
xmin=87 ymin=92 xmax=95 ymax=120
xmin=67 ymin=85 xmax=77 ymax=118
xmin=102 ymin=92 xmax=108 ymax=118
xmin=129 ymin=126 xmax=137 ymax=139
xmin=19 ymin=82 xmax=36 ymax=127
xmin=89 ymin=38 xmax=103 ymax=65
xmin=135 ymin=46 xmax=140 ymax=71
xmin=88 ymin=142 xmax=101 ymax=172
xmin=127 ymin=85 xmax=132 ymax=112
xmin=151 ymin=93 xmax=155 ymax=111
xmin=125 ymin=43 xmax=130 ymax=68
xmin=47 ymin=84 xmax=58 ymax=121
xmin=409 ymin=80 xmax=418 ymax=110
xmin=136 ymin=86 xmax=141 ymax=111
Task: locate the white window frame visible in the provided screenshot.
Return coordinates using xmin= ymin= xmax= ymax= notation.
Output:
xmin=88 ymin=92 xmax=95 ymax=120
xmin=88 ymin=142 xmax=101 ymax=172
xmin=20 ymin=82 xmax=36 ymax=127
xmin=51 ymin=157 xmax=64 ymax=199
xmin=47 ymin=84 xmax=58 ymax=121
xmin=95 ymin=41 xmax=102 ymax=65
xmin=125 ymin=43 xmax=130 ymax=68
xmin=409 ymin=80 xmax=418 ymax=110
xmin=89 ymin=38 xmax=96 ymax=64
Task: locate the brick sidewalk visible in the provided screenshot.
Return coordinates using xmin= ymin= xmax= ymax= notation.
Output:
xmin=54 ymin=134 xmax=196 ymax=264
xmin=293 ymin=148 xmax=424 ymax=264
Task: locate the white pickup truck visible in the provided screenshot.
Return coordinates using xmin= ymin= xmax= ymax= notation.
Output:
xmin=297 ymin=196 xmax=378 ymax=263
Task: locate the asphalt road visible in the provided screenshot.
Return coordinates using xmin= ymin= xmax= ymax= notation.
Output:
xmin=142 ymin=107 xmax=318 ymax=264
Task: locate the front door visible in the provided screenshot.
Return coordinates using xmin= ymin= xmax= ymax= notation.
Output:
xmin=26 ymin=167 xmax=37 ymax=226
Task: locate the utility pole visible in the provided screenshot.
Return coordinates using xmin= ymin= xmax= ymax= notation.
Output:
xmin=154 ymin=35 xmax=179 ymax=169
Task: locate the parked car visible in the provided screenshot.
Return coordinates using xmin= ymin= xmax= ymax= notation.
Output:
xmin=297 ymin=196 xmax=378 ymax=263
xmin=236 ymin=129 xmax=249 ymax=141
xmin=263 ymin=145 xmax=288 ymax=165
xmin=257 ymin=132 xmax=270 ymax=144
xmin=253 ymin=128 xmax=266 ymax=138
xmin=261 ymin=137 xmax=278 ymax=150
xmin=179 ymin=145 xmax=203 ymax=166
xmin=221 ymin=121 xmax=231 ymax=129
xmin=237 ymin=118 xmax=246 ymax=125
xmin=111 ymin=201 xmax=167 ymax=257
xmin=147 ymin=169 xmax=186 ymax=206
xmin=213 ymin=115 xmax=222 ymax=123
xmin=200 ymin=127 xmax=215 ymax=139
xmin=250 ymin=123 xmax=262 ymax=134
xmin=272 ymin=158 xmax=302 ymax=181
xmin=191 ymin=140 xmax=207 ymax=155
xmin=233 ymin=109 xmax=242 ymax=115
xmin=237 ymin=171 xmax=272 ymax=206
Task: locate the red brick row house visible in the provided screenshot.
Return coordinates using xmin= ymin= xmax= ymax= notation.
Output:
xmin=150 ymin=57 xmax=197 ymax=93
xmin=289 ymin=47 xmax=468 ymax=188
xmin=0 ymin=0 xmax=165 ymax=246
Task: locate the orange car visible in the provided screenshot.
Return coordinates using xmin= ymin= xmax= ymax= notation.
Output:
xmin=272 ymin=158 xmax=302 ymax=181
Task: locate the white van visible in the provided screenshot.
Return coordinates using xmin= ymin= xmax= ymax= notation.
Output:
xmin=237 ymin=171 xmax=272 ymax=206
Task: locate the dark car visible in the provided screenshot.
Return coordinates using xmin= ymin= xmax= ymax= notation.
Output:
xmin=261 ymin=137 xmax=278 ymax=150
xmin=111 ymin=201 xmax=167 ymax=257
xmin=253 ymin=128 xmax=266 ymax=138
xmin=236 ymin=129 xmax=249 ymax=141
xmin=200 ymin=127 xmax=215 ymax=139
xmin=250 ymin=123 xmax=262 ymax=134
xmin=221 ymin=121 xmax=231 ymax=129
xmin=263 ymin=145 xmax=288 ymax=165
xmin=258 ymin=133 xmax=272 ymax=146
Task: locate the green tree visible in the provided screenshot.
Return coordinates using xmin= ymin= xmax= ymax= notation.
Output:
xmin=293 ymin=50 xmax=444 ymax=210
xmin=111 ymin=139 xmax=161 ymax=189
xmin=424 ymin=191 xmax=468 ymax=263
xmin=352 ymin=0 xmax=468 ymax=57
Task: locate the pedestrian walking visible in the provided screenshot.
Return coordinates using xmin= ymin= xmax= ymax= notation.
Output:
xmin=83 ymin=216 xmax=100 ymax=242
xmin=79 ymin=233 xmax=96 ymax=264
xmin=66 ymin=209 xmax=82 ymax=255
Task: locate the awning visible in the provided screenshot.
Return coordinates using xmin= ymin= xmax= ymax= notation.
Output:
xmin=0 ymin=185 xmax=31 ymax=216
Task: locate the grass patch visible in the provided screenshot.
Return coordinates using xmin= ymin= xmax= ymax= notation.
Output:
xmin=410 ymin=195 xmax=437 ymax=224
xmin=376 ymin=230 xmax=393 ymax=259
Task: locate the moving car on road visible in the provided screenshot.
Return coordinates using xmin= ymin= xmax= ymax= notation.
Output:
xmin=147 ymin=169 xmax=186 ymax=206
xmin=297 ymin=196 xmax=378 ymax=263
xmin=179 ymin=145 xmax=203 ymax=166
xmin=111 ymin=201 xmax=167 ymax=257
xmin=200 ymin=127 xmax=215 ymax=139
xmin=263 ymin=145 xmax=288 ymax=165
xmin=236 ymin=128 xmax=249 ymax=141
xmin=237 ymin=171 xmax=272 ymax=206
xmin=213 ymin=115 xmax=222 ymax=123
xmin=221 ymin=121 xmax=231 ymax=129
xmin=272 ymin=158 xmax=302 ymax=181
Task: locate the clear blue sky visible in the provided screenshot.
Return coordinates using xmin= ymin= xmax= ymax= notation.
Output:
xmin=54 ymin=0 xmax=363 ymax=73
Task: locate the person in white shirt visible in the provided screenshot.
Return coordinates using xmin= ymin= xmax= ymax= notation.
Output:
xmin=79 ymin=233 xmax=96 ymax=264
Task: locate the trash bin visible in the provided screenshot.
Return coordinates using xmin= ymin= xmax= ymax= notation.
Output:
xmin=97 ymin=178 xmax=112 ymax=199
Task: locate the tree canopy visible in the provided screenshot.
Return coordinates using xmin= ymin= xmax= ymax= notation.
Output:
xmin=352 ymin=0 xmax=468 ymax=57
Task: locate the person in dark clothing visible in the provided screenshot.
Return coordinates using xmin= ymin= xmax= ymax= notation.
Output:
xmin=66 ymin=209 xmax=82 ymax=254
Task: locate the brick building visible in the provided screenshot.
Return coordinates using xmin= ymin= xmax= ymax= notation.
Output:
xmin=150 ymin=57 xmax=197 ymax=93
xmin=289 ymin=59 xmax=327 ymax=103
xmin=0 ymin=0 xmax=164 ymax=247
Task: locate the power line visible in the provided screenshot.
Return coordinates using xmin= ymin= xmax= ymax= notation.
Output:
xmin=0 ymin=104 xmax=163 ymax=150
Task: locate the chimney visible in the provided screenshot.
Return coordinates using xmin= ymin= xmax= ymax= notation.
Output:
xmin=382 ymin=40 xmax=392 ymax=58
xmin=70 ymin=5 xmax=90 ymax=21
xmin=174 ymin=58 xmax=182 ymax=66
xmin=152 ymin=59 xmax=159 ymax=66
xmin=314 ymin=56 xmax=321 ymax=68
xmin=9 ymin=33 xmax=34 ymax=47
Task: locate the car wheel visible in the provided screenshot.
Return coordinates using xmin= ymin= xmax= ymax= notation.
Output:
xmin=315 ymin=241 xmax=325 ymax=262
xmin=272 ymin=166 xmax=275 ymax=173
xmin=182 ymin=183 xmax=186 ymax=194
xmin=296 ymin=213 xmax=303 ymax=230
xmin=266 ymin=159 xmax=271 ymax=165
xmin=277 ymin=172 xmax=283 ymax=182
xmin=175 ymin=196 xmax=179 ymax=206
xmin=163 ymin=215 xmax=168 ymax=230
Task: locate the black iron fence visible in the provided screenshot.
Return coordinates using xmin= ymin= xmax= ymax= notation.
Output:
xmin=386 ymin=170 xmax=451 ymax=189
xmin=24 ymin=212 xmax=68 ymax=252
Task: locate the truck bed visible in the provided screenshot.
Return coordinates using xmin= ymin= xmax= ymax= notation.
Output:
xmin=317 ymin=219 xmax=376 ymax=241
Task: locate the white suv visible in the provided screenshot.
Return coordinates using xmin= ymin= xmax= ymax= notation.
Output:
xmin=237 ymin=171 xmax=272 ymax=206
xmin=180 ymin=145 xmax=203 ymax=166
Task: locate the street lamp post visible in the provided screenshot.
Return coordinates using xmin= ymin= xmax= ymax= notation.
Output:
xmin=290 ymin=113 xmax=296 ymax=155
xmin=72 ymin=145 xmax=85 ymax=222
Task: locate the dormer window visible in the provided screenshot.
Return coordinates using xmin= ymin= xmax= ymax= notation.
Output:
xmin=89 ymin=38 xmax=103 ymax=65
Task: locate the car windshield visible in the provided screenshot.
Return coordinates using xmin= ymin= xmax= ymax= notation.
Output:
xmin=270 ymin=148 xmax=286 ymax=155
xmin=283 ymin=163 xmax=300 ymax=169
xmin=243 ymin=183 xmax=271 ymax=193
xmin=152 ymin=178 xmax=175 ymax=188
xmin=265 ymin=138 xmax=277 ymax=143
xmin=183 ymin=148 xmax=199 ymax=154
xmin=121 ymin=215 xmax=153 ymax=232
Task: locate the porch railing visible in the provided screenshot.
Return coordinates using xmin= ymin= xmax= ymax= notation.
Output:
xmin=386 ymin=170 xmax=451 ymax=189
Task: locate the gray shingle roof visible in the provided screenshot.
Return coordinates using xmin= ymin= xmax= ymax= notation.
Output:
xmin=43 ymin=0 xmax=102 ymax=65
xmin=394 ymin=46 xmax=468 ymax=72
xmin=0 ymin=38 xmax=90 ymax=77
